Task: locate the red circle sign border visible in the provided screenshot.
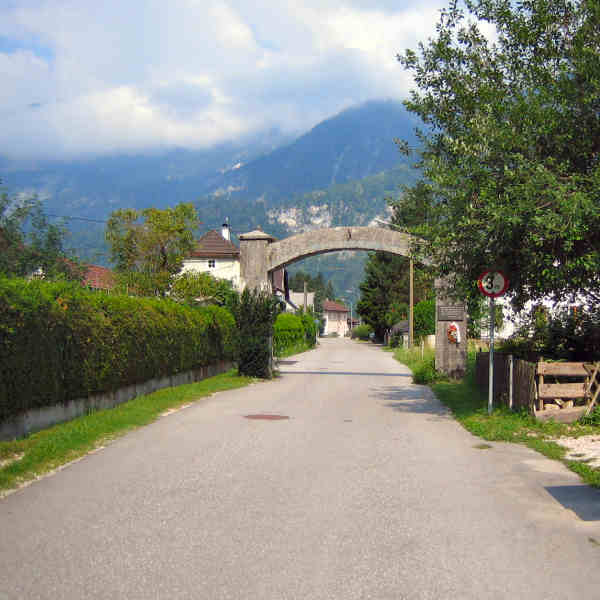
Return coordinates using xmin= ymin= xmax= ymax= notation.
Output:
xmin=478 ymin=270 xmax=509 ymax=298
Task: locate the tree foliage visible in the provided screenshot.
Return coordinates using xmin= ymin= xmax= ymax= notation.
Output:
xmin=500 ymin=305 xmax=600 ymax=361
xmin=170 ymin=271 xmax=238 ymax=311
xmin=396 ymin=0 xmax=600 ymax=309
xmin=0 ymin=182 xmax=77 ymax=279
xmin=105 ymin=203 xmax=199 ymax=295
xmin=356 ymin=252 xmax=434 ymax=340
xmin=413 ymin=299 xmax=436 ymax=338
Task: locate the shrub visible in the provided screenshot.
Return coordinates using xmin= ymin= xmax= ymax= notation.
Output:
xmin=414 ymin=299 xmax=436 ymax=338
xmin=389 ymin=332 xmax=403 ymax=348
xmin=274 ymin=313 xmax=305 ymax=355
xmin=0 ymin=276 xmax=236 ymax=422
xmin=498 ymin=306 xmax=600 ymax=362
xmin=273 ymin=310 xmax=317 ymax=357
xmin=351 ymin=324 xmax=372 ymax=340
xmin=299 ymin=311 xmax=318 ymax=347
xmin=231 ymin=288 xmax=278 ymax=378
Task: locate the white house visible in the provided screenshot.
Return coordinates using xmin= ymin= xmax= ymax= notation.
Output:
xmin=180 ymin=223 xmax=241 ymax=289
xmin=182 ymin=224 xmax=292 ymax=305
xmin=322 ymin=299 xmax=349 ymax=336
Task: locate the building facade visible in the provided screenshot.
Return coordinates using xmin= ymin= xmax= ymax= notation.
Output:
xmin=180 ymin=224 xmax=241 ymax=290
xmin=322 ymin=299 xmax=349 ymax=336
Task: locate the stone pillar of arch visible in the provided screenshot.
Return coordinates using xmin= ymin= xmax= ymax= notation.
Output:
xmin=238 ymin=229 xmax=276 ymax=291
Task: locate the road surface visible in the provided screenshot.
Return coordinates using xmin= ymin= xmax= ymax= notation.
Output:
xmin=1 ymin=337 xmax=600 ymax=599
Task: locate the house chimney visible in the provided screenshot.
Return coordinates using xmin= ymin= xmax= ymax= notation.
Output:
xmin=222 ymin=218 xmax=230 ymax=241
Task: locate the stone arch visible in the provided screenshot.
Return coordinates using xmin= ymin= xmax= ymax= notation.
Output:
xmin=265 ymin=226 xmax=415 ymax=272
xmin=238 ymin=226 xmax=466 ymax=377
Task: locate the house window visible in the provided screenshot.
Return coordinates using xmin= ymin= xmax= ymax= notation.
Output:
xmin=208 ymin=259 xmax=216 ymax=269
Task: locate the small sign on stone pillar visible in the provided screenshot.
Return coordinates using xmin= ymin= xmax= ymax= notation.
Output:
xmin=435 ymin=277 xmax=467 ymax=378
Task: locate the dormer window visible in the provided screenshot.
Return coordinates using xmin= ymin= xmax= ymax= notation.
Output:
xmin=208 ymin=259 xmax=216 ymax=268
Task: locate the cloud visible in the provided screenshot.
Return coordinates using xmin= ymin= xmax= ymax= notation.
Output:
xmin=0 ymin=0 xmax=447 ymax=159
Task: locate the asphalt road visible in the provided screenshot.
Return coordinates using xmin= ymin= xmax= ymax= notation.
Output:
xmin=2 ymin=338 xmax=600 ymax=599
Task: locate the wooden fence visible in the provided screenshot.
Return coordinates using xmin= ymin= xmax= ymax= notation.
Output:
xmin=475 ymin=352 xmax=536 ymax=412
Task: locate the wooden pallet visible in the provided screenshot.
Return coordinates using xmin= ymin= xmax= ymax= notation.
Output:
xmin=537 ymin=362 xmax=589 ymax=412
xmin=583 ymin=363 xmax=600 ymax=416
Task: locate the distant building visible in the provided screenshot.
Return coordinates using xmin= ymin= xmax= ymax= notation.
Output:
xmin=286 ymin=291 xmax=315 ymax=312
xmin=181 ymin=223 xmax=289 ymax=300
xmin=82 ymin=264 xmax=115 ymax=291
xmin=29 ymin=259 xmax=116 ymax=292
xmin=322 ymin=299 xmax=349 ymax=336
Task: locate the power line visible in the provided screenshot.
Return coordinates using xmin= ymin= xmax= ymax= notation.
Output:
xmin=47 ymin=213 xmax=108 ymax=224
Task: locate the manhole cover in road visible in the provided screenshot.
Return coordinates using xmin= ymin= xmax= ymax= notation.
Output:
xmin=244 ymin=414 xmax=290 ymax=420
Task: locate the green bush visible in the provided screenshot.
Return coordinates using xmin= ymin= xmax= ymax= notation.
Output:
xmin=299 ymin=311 xmax=318 ymax=347
xmin=389 ymin=332 xmax=403 ymax=348
xmin=273 ymin=310 xmax=317 ymax=357
xmin=414 ymin=299 xmax=436 ymax=338
xmin=0 ymin=276 xmax=236 ymax=422
xmin=498 ymin=306 xmax=600 ymax=362
xmin=351 ymin=324 xmax=372 ymax=340
xmin=231 ymin=288 xmax=278 ymax=378
xmin=274 ymin=313 xmax=305 ymax=355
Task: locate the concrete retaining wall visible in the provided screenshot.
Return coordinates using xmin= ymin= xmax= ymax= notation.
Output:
xmin=0 ymin=361 xmax=234 ymax=441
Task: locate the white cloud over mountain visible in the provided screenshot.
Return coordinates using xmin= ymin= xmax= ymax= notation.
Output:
xmin=0 ymin=0 xmax=446 ymax=159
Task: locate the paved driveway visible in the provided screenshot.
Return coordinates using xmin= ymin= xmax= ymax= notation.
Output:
xmin=1 ymin=337 xmax=600 ymax=599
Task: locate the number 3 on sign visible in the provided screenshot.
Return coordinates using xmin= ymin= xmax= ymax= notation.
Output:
xmin=478 ymin=270 xmax=509 ymax=298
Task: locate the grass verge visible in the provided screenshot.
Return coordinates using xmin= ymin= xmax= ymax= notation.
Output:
xmin=275 ymin=341 xmax=316 ymax=359
xmin=393 ymin=346 xmax=600 ymax=488
xmin=0 ymin=369 xmax=254 ymax=495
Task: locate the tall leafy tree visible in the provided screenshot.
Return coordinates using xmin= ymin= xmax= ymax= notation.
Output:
xmin=396 ymin=0 xmax=600 ymax=309
xmin=0 ymin=181 xmax=77 ymax=279
xmin=105 ymin=203 xmax=199 ymax=295
xmin=357 ymin=252 xmax=433 ymax=340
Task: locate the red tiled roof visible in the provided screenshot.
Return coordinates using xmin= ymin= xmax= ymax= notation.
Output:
xmin=83 ymin=264 xmax=115 ymax=290
xmin=323 ymin=299 xmax=349 ymax=312
xmin=188 ymin=230 xmax=240 ymax=258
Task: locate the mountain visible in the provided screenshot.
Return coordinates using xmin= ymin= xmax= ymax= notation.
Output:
xmin=0 ymin=100 xmax=421 ymax=297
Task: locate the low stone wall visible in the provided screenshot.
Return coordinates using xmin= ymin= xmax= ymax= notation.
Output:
xmin=0 ymin=361 xmax=233 ymax=441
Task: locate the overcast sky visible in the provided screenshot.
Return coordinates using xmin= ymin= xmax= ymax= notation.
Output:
xmin=1 ymin=0 xmax=448 ymax=160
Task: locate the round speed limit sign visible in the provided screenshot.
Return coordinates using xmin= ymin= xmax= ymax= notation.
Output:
xmin=478 ymin=270 xmax=509 ymax=298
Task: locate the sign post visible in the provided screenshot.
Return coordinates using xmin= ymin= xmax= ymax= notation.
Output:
xmin=478 ymin=271 xmax=509 ymax=415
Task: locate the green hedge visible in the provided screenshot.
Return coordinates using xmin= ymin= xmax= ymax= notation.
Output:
xmin=273 ymin=313 xmax=304 ymax=355
xmin=351 ymin=324 xmax=372 ymax=340
xmin=273 ymin=312 xmax=317 ymax=356
xmin=0 ymin=277 xmax=235 ymax=422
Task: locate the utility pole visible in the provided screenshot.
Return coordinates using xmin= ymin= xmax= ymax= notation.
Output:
xmin=409 ymin=256 xmax=414 ymax=348
xmin=303 ymin=281 xmax=308 ymax=312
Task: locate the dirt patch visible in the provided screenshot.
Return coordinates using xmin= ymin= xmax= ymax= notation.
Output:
xmin=0 ymin=453 xmax=24 ymax=469
xmin=553 ymin=435 xmax=600 ymax=467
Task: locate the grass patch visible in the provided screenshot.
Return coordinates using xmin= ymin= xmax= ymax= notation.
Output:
xmin=275 ymin=341 xmax=316 ymax=359
xmin=0 ymin=369 xmax=254 ymax=495
xmin=393 ymin=346 xmax=443 ymax=384
xmin=393 ymin=348 xmax=600 ymax=488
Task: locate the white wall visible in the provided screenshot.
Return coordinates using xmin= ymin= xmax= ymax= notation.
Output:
xmin=180 ymin=258 xmax=241 ymax=290
xmin=324 ymin=310 xmax=349 ymax=336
